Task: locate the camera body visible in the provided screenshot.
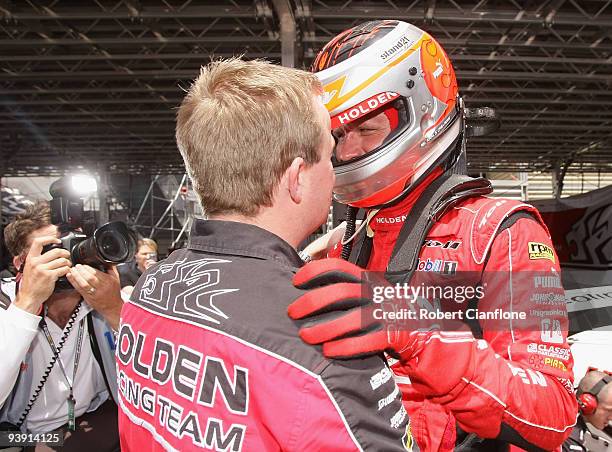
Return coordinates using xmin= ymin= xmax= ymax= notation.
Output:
xmin=45 ymin=176 xmax=137 ymax=291
xmin=56 ymin=231 xmax=89 ymax=259
xmin=42 ymin=232 xmax=88 ymax=291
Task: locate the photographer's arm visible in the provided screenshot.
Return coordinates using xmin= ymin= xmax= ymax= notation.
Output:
xmin=1 ymin=236 xmax=71 ymax=406
xmin=0 ymin=303 xmax=40 ymax=406
xmin=67 ymin=264 xmax=123 ymax=331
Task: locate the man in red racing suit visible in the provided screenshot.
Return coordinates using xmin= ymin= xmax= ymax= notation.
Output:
xmin=288 ymin=20 xmax=578 ymax=451
xmin=335 ymin=172 xmax=577 ymax=451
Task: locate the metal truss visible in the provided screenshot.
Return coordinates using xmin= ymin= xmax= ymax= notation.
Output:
xmin=1 ymin=0 xmax=611 ymax=183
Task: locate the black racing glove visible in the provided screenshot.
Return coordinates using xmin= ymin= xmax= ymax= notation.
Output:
xmin=288 ymin=258 xmax=433 ymax=361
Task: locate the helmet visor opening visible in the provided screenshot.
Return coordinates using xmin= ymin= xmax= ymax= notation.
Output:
xmin=332 ymin=97 xmax=409 ymax=167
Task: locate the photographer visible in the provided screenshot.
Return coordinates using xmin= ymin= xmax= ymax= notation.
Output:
xmin=117 ymin=238 xmax=157 ymax=295
xmin=0 ymin=201 xmax=121 ymax=451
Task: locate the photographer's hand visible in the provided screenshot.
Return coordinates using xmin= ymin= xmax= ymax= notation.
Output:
xmin=14 ymin=236 xmax=72 ymax=315
xmin=67 ymin=264 xmax=122 ymax=330
xmin=143 ymin=258 xmax=157 ymax=271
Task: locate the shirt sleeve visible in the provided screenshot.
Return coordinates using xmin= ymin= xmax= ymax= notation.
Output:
xmin=561 ymin=425 xmax=587 ymax=452
xmin=0 ymin=304 xmax=40 ymax=406
xmin=296 ymin=358 xmax=416 ymax=451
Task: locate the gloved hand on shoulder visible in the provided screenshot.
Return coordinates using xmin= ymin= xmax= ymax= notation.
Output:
xmin=288 ymin=258 xmax=436 ymax=362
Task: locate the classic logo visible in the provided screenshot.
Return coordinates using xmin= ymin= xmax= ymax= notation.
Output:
xmin=527 ymin=343 xmax=570 ymax=361
xmin=528 ymin=242 xmax=555 ymax=263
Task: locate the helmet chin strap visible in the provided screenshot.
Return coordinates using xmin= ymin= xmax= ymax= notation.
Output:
xmin=340 ymin=205 xmax=359 ymax=260
xmin=450 ymin=147 xmax=467 ymax=175
xmin=448 ymin=129 xmax=468 ymax=175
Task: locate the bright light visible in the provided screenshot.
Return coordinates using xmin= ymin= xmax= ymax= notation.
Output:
xmin=70 ymin=174 xmax=98 ymax=196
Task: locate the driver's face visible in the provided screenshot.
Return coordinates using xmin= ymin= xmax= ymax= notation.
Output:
xmin=333 ymin=111 xmax=391 ymax=162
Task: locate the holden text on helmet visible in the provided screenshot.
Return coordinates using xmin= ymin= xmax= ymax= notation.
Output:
xmin=334 ymin=92 xmax=400 ymax=126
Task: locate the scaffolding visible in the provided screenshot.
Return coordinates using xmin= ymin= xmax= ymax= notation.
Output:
xmin=130 ymin=173 xmax=335 ymax=252
xmin=131 ymin=174 xmax=201 ymax=251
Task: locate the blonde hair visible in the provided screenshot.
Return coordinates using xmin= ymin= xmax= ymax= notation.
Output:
xmin=176 ymin=58 xmax=324 ymax=217
xmin=138 ymin=238 xmax=157 ymax=253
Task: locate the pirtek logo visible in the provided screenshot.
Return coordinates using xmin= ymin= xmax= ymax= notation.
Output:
xmin=380 ymin=36 xmax=412 ymax=61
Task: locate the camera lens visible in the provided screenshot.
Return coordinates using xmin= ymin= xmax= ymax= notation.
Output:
xmin=71 ymin=221 xmax=136 ymax=267
xmin=98 ymin=229 xmax=129 ymax=262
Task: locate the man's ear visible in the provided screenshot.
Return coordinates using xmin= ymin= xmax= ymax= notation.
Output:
xmin=286 ymin=157 xmax=306 ymax=204
xmin=13 ymin=254 xmax=23 ymax=271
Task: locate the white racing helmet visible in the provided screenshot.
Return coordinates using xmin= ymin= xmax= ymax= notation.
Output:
xmin=313 ymin=20 xmax=464 ymax=208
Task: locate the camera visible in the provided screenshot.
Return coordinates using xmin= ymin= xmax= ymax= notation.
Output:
xmin=43 ymin=175 xmax=137 ymax=290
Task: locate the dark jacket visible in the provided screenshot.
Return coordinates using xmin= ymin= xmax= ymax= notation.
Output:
xmin=117 ymin=219 xmax=415 ymax=451
xmin=117 ymin=260 xmax=141 ymax=288
xmin=563 ymin=417 xmax=612 ymax=452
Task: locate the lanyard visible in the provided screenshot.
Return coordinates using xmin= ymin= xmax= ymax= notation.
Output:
xmin=40 ymin=312 xmax=86 ymax=431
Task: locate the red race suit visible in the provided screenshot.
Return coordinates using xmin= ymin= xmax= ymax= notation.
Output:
xmin=329 ymin=175 xmax=578 ymax=451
